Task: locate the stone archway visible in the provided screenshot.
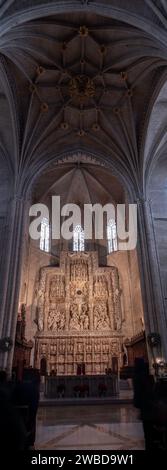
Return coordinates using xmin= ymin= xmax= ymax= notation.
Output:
xmin=19 ymin=151 xmax=131 ymax=377
xmin=1 ymin=1 xmax=167 ymax=46
xmin=0 ymin=4 xmax=167 ymax=374
xmin=0 ymin=147 xmax=166 ymax=370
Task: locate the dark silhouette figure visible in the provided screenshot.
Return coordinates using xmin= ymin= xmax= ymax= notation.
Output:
xmin=12 ymin=368 xmax=40 ymax=448
xmin=0 ymin=372 xmax=27 ymax=450
xmin=133 ymin=358 xmax=167 ymax=450
xmin=133 ymin=358 xmax=155 ymax=449
xmin=151 ymin=380 xmax=167 ymax=449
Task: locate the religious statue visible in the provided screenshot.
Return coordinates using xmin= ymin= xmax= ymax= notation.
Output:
xmin=49 ymin=280 xmax=57 ymax=300
xmin=94 ymin=302 xmax=110 ymax=330
xmin=84 ymin=312 xmax=89 ymax=330
xmin=114 ymin=288 xmax=122 ymax=331
xmin=59 ymin=313 xmax=65 ymax=330
xmin=69 ymin=304 xmax=80 ymax=330
xmin=48 ymin=310 xmax=57 ymax=330
xmin=36 ymin=306 xmax=44 ymax=332
xmin=80 ymin=304 xmax=89 ymax=330
xmin=48 ymin=308 xmax=65 ymax=331
xmin=50 ymin=276 xmax=65 ymax=299
xmin=36 ymin=281 xmax=45 ymax=331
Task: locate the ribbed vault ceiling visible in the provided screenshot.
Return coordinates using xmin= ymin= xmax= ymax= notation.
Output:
xmin=0 ymin=3 xmax=167 ymax=199
xmin=33 ymin=161 xmax=124 ymax=206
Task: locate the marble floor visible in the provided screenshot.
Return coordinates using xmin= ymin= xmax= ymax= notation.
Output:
xmin=36 ymin=404 xmax=145 ymax=450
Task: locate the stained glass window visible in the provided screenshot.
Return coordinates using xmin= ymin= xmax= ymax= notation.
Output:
xmin=73 ymin=224 xmax=85 ymax=251
xmin=107 ymin=218 xmax=117 ymax=253
xmin=40 ymin=217 xmax=50 ymax=252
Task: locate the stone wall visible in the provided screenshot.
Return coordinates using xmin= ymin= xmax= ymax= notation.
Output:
xmin=148 ymin=156 xmax=167 ymax=328
xmin=107 ymin=250 xmax=144 ymax=339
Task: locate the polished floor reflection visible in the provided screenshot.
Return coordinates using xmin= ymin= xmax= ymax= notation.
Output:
xmin=36 ymin=404 xmax=145 ymax=450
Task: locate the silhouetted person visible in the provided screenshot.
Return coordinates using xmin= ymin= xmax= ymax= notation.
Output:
xmin=151 ymin=380 xmax=167 ymax=449
xmin=133 ymin=358 xmax=155 ymax=449
xmin=0 ymin=376 xmax=27 ymax=450
xmin=12 ymin=369 xmax=40 ymax=449
xmin=0 ymin=370 xmax=7 ymax=384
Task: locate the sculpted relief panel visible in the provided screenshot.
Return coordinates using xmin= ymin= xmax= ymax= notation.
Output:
xmin=34 ymin=251 xmax=123 ymax=374
xmin=69 ymin=303 xmax=89 ymax=331
xmin=48 ymin=307 xmax=65 ymax=331
xmin=49 ymin=276 xmax=65 ymax=301
xmin=94 ymin=302 xmax=110 ymax=330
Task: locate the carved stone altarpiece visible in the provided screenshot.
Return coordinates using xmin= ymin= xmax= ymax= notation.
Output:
xmin=34 ymin=251 xmax=123 ymax=375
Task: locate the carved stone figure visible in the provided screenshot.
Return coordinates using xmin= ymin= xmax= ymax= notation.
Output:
xmin=50 ymin=276 xmax=65 ymax=300
xmin=94 ymin=342 xmax=101 ymax=352
xmin=84 ymin=312 xmax=89 ymax=330
xmin=114 ymin=288 xmax=122 ymax=331
xmin=94 ymin=275 xmax=108 ymax=297
xmin=59 ymin=313 xmax=65 ymax=330
xmin=94 ymin=302 xmax=110 ymax=330
xmin=37 ymin=289 xmax=45 ymax=331
xmin=80 ymin=303 xmax=89 ymax=330
xmin=50 ymin=280 xmax=57 ymax=300
xmin=48 ymin=310 xmax=57 ymax=330
xmin=37 ymin=307 xmax=44 ymax=332
xmin=67 ymin=341 xmax=74 ymax=353
xmin=36 ymin=269 xmax=46 ymax=331
xmin=48 ymin=308 xmax=65 ymax=331
xmin=69 ymin=304 xmax=80 ymax=330
xmin=41 ymin=343 xmax=47 ymax=354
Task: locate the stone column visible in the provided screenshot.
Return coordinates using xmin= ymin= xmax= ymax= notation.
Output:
xmin=137 ymin=198 xmax=167 ymax=361
xmin=0 ymin=213 xmax=9 ymax=335
xmin=0 ymin=195 xmax=29 ymax=374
